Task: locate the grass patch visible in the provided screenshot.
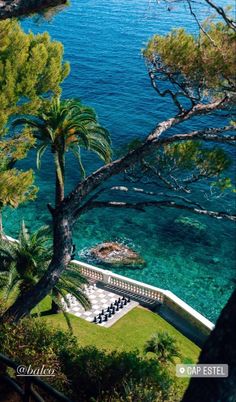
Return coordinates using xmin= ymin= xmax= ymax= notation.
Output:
xmin=40 ymin=305 xmax=200 ymax=362
xmin=39 ymin=304 xmax=200 ymax=397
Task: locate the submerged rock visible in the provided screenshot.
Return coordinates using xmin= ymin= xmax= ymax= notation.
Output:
xmin=174 ymin=216 xmax=207 ymax=232
xmin=211 ymin=257 xmax=220 ymax=264
xmin=90 ymin=242 xmax=145 ymax=268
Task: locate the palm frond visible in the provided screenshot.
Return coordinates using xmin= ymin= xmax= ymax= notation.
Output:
xmin=36 ymin=144 xmax=48 ymax=169
xmin=70 ymin=146 xmax=86 ymax=179
xmin=12 ymin=117 xmax=46 ymax=131
xmin=51 ymin=290 xmax=73 ymax=332
xmin=57 ymin=279 xmax=91 ymax=310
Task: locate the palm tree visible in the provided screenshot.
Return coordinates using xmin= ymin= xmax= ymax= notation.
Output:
xmin=0 ymin=223 xmax=91 ymax=326
xmin=13 ymin=97 xmax=112 ymax=206
xmin=144 ymin=332 xmax=181 ymax=364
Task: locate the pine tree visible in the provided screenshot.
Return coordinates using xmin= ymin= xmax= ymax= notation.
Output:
xmin=0 ymin=20 xmax=69 ymax=131
xmin=0 ymin=20 xmax=69 ymax=233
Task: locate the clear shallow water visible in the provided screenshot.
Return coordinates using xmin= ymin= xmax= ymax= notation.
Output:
xmin=5 ymin=0 xmax=236 ymax=321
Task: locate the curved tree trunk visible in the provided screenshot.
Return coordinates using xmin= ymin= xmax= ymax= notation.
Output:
xmin=182 ymin=288 xmax=236 ymax=402
xmin=0 ymin=211 xmax=72 ymax=323
xmin=0 ymin=100 xmax=232 ymax=323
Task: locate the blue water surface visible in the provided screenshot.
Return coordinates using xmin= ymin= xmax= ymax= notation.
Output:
xmin=5 ymin=0 xmax=235 ymax=322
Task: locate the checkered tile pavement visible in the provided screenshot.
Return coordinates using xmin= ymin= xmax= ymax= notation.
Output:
xmin=61 ymin=285 xmax=138 ymax=327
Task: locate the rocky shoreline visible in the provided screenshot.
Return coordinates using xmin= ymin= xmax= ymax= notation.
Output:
xmin=90 ymin=242 xmax=145 ymax=268
xmin=0 ymin=0 xmax=66 ymax=20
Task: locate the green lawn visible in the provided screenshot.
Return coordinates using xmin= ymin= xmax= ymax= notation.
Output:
xmin=39 ymin=301 xmax=200 ymax=363
xmin=39 ymin=302 xmax=200 ymax=396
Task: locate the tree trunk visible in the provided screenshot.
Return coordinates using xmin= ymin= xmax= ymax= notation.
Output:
xmin=0 ymin=210 xmax=3 ymax=238
xmin=55 ymin=174 xmax=64 ymax=206
xmin=50 ymin=299 xmax=61 ymax=314
xmin=49 ymin=289 xmax=62 ymax=314
xmin=55 ymin=151 xmax=65 ymax=207
xmin=182 ymin=288 xmax=236 ymax=402
xmin=0 ymin=100 xmax=231 ymax=322
xmin=0 ymin=211 xmax=72 ymax=323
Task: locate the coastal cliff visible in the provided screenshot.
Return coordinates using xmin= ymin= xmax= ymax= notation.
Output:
xmin=0 ymin=0 xmax=66 ymax=19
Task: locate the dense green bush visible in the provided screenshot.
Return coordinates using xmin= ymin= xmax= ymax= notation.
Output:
xmin=0 ymin=319 xmax=177 ymax=401
xmin=63 ymin=345 xmax=173 ymax=401
xmin=0 ymin=319 xmax=76 ymax=392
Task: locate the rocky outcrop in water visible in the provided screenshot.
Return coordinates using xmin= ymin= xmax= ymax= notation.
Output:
xmin=174 ymin=216 xmax=207 ymax=232
xmin=90 ymin=242 xmax=145 ymax=268
xmin=0 ymin=0 xmax=66 ymax=20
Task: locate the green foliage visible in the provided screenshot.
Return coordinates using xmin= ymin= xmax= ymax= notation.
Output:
xmin=144 ymin=21 xmax=236 ymax=96
xmin=14 ymin=96 xmax=112 ymax=168
xmin=0 ymin=224 xmax=90 ymax=315
xmin=0 ymin=129 xmax=38 ymax=213
xmin=0 ymin=19 xmax=69 ymax=225
xmin=0 ymin=128 xmax=35 ymax=169
xmin=0 ymin=319 xmax=176 ymax=401
xmin=144 ymin=332 xmax=181 ymax=364
xmin=63 ymin=345 xmax=173 ymax=401
xmin=141 ymin=140 xmax=234 ymax=193
xmin=212 ymin=176 xmax=234 ymax=191
xmin=115 ymin=137 xmax=144 ymax=160
xmin=119 ymin=380 xmax=166 ymax=402
xmin=162 ymin=141 xmax=231 ymax=177
xmin=0 ymin=19 xmax=69 ymax=132
xmin=36 ymin=306 xmax=200 ymax=400
xmin=13 ymin=97 xmax=112 ymax=204
xmin=0 ymin=169 xmax=37 ymax=210
xmin=0 ymin=223 xmax=51 ymax=298
xmin=0 ymin=319 xmax=75 ymax=391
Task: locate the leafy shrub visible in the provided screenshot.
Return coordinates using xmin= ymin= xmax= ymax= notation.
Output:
xmin=117 ymin=379 xmax=167 ymax=402
xmin=64 ymin=346 xmax=173 ymax=401
xmin=144 ymin=332 xmax=181 ymax=364
xmin=0 ymin=318 xmax=77 ymax=392
xmin=0 ymin=319 xmax=176 ymax=401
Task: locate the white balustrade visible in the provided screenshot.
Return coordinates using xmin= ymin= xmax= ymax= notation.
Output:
xmin=72 ymin=259 xmax=214 ymax=336
xmin=72 ymin=260 xmax=164 ymax=302
xmin=3 ymin=235 xmax=215 ymax=337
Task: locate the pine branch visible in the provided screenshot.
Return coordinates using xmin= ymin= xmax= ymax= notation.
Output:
xmin=60 ymin=101 xmax=232 ymax=221
xmin=88 ymin=200 xmax=236 ymax=222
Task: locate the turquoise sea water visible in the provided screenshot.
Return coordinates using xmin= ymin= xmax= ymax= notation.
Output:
xmin=5 ymin=0 xmax=235 ymax=322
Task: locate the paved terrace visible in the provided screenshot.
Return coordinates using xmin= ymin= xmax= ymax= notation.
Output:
xmin=62 ymin=284 xmax=139 ymax=328
xmin=69 ymin=259 xmax=215 ymax=347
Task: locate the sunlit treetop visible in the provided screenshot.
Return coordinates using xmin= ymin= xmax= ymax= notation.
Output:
xmin=0 ymin=169 xmax=37 ymax=209
xmin=0 ymin=129 xmax=38 ymax=211
xmin=126 ymin=140 xmax=235 ymax=197
xmin=144 ymin=19 xmax=236 ymax=109
xmin=0 ymin=19 xmax=69 ymax=217
xmin=0 ymin=19 xmax=70 ymax=132
xmin=0 ymin=129 xmax=35 ymax=170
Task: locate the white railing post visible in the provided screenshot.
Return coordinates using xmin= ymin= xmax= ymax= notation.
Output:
xmin=102 ymin=270 xmax=111 ymax=284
